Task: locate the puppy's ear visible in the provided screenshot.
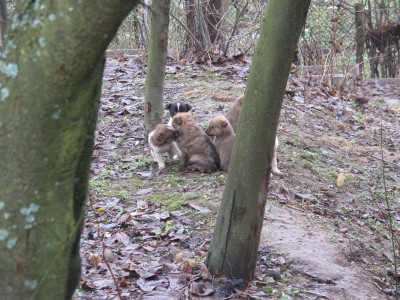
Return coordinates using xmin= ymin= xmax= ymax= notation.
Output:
xmin=185 ymin=104 xmax=192 ymax=111
xmin=221 ymin=120 xmax=228 ymax=127
xmin=165 ymin=103 xmax=171 ymax=109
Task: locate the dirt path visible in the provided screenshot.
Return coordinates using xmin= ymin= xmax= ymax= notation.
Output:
xmin=262 ymin=203 xmax=384 ymax=300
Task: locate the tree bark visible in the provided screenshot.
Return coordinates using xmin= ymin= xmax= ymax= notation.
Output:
xmin=183 ymin=0 xmax=203 ymax=57
xmin=144 ymin=0 xmax=171 ymax=136
xmin=0 ymin=0 xmax=7 ymax=49
xmin=0 ymin=1 xmax=139 ymax=299
xmin=355 ymin=3 xmax=365 ymax=77
xmin=195 ymin=0 xmax=212 ymax=50
xmin=206 ymin=0 xmax=230 ymax=45
xmin=206 ymin=0 xmax=311 ymax=281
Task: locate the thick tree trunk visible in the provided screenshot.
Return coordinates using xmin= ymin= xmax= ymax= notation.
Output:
xmin=0 ymin=1 xmax=139 ymax=299
xmin=144 ymin=0 xmax=171 ymax=136
xmin=206 ymin=0 xmax=310 ymax=281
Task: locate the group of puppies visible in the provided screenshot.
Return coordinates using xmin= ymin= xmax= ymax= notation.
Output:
xmin=148 ymin=96 xmax=282 ymax=175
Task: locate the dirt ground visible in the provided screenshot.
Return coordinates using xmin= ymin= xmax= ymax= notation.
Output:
xmin=76 ymin=54 xmax=400 ymax=299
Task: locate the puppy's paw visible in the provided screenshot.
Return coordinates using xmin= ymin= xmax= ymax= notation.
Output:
xmin=173 ymin=154 xmax=182 ymax=160
xmin=271 ymin=168 xmax=283 ymax=176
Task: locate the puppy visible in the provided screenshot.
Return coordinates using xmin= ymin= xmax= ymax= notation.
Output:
xmin=172 ymin=113 xmax=220 ymax=173
xmin=225 ymin=95 xmax=244 ymax=132
xmin=225 ymin=95 xmax=283 ymax=175
xmin=166 ymin=102 xmax=192 ymax=126
xmin=148 ymin=124 xmax=181 ymax=170
xmin=205 ymin=115 xmax=236 ymax=172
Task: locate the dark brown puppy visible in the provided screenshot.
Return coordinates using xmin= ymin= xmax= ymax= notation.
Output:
xmin=172 ymin=113 xmax=220 ymax=172
xmin=225 ymin=95 xmax=283 ymax=175
xmin=148 ymin=124 xmax=181 ymax=170
xmin=205 ymin=115 xmax=236 ymax=172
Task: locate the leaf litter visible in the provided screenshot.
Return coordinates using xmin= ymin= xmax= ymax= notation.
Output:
xmin=76 ymin=53 xmax=400 ymax=299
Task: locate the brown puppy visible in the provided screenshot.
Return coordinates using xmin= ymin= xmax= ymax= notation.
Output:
xmin=225 ymin=95 xmax=283 ymax=175
xmin=205 ymin=115 xmax=236 ymax=172
xmin=225 ymin=95 xmax=244 ymax=132
xmin=148 ymin=124 xmax=181 ymax=170
xmin=172 ymin=113 xmax=220 ymax=172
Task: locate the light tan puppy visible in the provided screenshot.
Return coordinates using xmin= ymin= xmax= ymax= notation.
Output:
xmin=172 ymin=113 xmax=220 ymax=172
xmin=205 ymin=115 xmax=235 ymax=172
xmin=225 ymin=95 xmax=283 ymax=175
xmin=148 ymin=124 xmax=181 ymax=170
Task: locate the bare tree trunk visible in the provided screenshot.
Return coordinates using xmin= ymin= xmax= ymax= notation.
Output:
xmin=0 ymin=0 xmax=7 ymax=49
xmin=144 ymin=0 xmax=171 ymax=136
xmin=0 ymin=1 xmax=139 ymax=299
xmin=355 ymin=3 xmax=365 ymax=76
xmin=183 ymin=0 xmax=202 ymax=57
xmin=137 ymin=2 xmax=149 ymax=50
xmin=195 ymin=0 xmax=212 ymax=50
xmin=184 ymin=0 xmax=223 ymax=57
xmin=206 ymin=0 xmax=230 ymax=45
xmin=206 ymin=0 xmax=311 ymax=281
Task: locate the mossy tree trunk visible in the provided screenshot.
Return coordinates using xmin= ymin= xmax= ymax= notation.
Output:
xmin=0 ymin=1 xmax=139 ymax=299
xmin=0 ymin=0 xmax=7 ymax=48
xmin=144 ymin=0 xmax=171 ymax=136
xmin=206 ymin=0 xmax=311 ymax=281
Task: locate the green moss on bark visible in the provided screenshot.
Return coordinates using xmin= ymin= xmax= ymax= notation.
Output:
xmin=0 ymin=1 xmax=139 ymax=299
xmin=144 ymin=0 xmax=171 ymax=136
xmin=206 ymin=0 xmax=311 ymax=281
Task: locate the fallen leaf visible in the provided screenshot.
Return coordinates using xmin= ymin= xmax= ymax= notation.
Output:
xmin=115 ymin=232 xmax=132 ymax=246
xmin=355 ymin=97 xmax=369 ymax=104
xmin=135 ymin=188 xmax=153 ymax=195
xmin=90 ymin=254 xmax=101 ymax=267
xmin=211 ymin=93 xmax=234 ymax=102
xmin=336 ymin=173 xmax=346 ymax=187
xmin=137 ymin=200 xmax=148 ymax=210
xmin=188 ymin=204 xmax=211 ymax=213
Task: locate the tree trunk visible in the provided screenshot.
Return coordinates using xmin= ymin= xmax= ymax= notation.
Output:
xmin=206 ymin=0 xmax=311 ymax=281
xmin=206 ymin=0 xmax=230 ymax=45
xmin=183 ymin=0 xmax=203 ymax=57
xmin=355 ymin=3 xmax=365 ymax=77
xmin=0 ymin=1 xmax=139 ymax=299
xmin=144 ymin=0 xmax=171 ymax=136
xmin=195 ymin=0 xmax=212 ymax=50
xmin=0 ymin=0 xmax=7 ymax=49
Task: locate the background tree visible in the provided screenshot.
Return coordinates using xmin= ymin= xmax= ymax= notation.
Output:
xmin=206 ymin=0 xmax=230 ymax=45
xmin=206 ymin=0 xmax=311 ymax=281
xmin=0 ymin=0 xmax=7 ymax=49
xmin=182 ymin=0 xmax=229 ymax=57
xmin=144 ymin=0 xmax=171 ymax=136
xmin=0 ymin=1 xmax=139 ymax=299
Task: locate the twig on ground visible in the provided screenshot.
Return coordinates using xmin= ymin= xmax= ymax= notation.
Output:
xmin=89 ymin=195 xmax=123 ymax=300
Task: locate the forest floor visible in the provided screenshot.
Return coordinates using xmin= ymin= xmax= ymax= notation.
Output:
xmin=75 ymin=54 xmax=400 ymax=300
